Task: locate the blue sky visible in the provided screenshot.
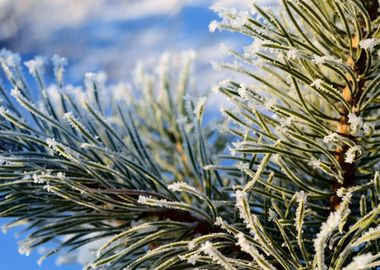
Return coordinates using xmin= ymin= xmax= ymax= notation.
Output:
xmin=0 ymin=0 xmax=275 ymax=268
xmin=0 ymin=0 xmax=254 ymax=86
xmin=0 ymin=219 xmax=79 ymax=269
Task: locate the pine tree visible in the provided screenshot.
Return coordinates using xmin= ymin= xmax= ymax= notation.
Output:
xmin=1 ymin=0 xmax=380 ymax=269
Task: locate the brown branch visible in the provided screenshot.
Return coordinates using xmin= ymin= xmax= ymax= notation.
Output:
xmin=330 ymin=2 xmax=379 ymax=208
xmin=330 ymin=50 xmax=366 ymax=209
xmin=364 ymin=0 xmax=380 ymax=21
xmin=139 ymin=208 xmax=222 ymax=235
xmin=85 ymin=186 xmax=220 ymax=234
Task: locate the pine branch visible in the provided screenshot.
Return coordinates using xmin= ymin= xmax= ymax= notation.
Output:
xmin=332 ymin=1 xmax=380 ymax=209
xmin=1 ymin=1 xmax=380 ymax=269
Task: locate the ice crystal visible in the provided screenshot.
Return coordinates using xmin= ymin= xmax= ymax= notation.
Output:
xmin=268 ymin=209 xmax=277 ymax=221
xmin=359 ymin=38 xmax=380 ymax=51
xmin=312 ymin=55 xmax=326 ymax=65
xmin=353 ymin=224 xmax=380 ymax=247
xmin=188 ymin=240 xmax=196 ymax=250
xmin=308 ymin=156 xmax=322 ymax=170
xmin=214 ymin=217 xmax=224 ymax=227
xmin=43 ymin=184 xmax=52 ymax=192
xmin=232 ymin=11 xmax=249 ymax=28
xmin=236 ymin=232 xmax=276 ymax=270
xmin=314 ymin=192 xmax=352 ymax=269
xmin=345 ymin=145 xmax=363 ymax=164
xmin=0 ymin=49 xmax=21 ymax=67
xmin=193 ymin=97 xmax=207 ymax=119
xmin=244 ymin=39 xmax=263 ymax=58
xmin=236 ymin=161 xmax=250 ymax=172
xmin=235 ymin=190 xmax=252 ymax=227
xmin=18 ymin=242 xmax=31 ymax=256
xmin=168 ymin=182 xmax=196 ymax=193
xmin=57 ymin=172 xmax=65 ymax=180
xmin=200 ymin=241 xmax=236 ymax=270
xmin=361 ymin=224 xmax=380 ymax=239
xmin=24 ymin=56 xmax=45 ymax=77
xmin=211 ymin=84 xmax=220 ymax=93
xmin=84 ymin=72 xmax=106 ymax=92
xmin=137 ymin=195 xmax=148 ymax=205
xmin=348 ymin=112 xmax=363 ymax=136
xmin=295 ymin=191 xmax=307 ymax=232
xmin=277 ymin=116 xmax=294 ymax=134
xmin=32 ymin=173 xmax=44 ymax=184
xmin=209 ymin=20 xmax=219 ymax=32
xmin=312 ymin=55 xmax=343 ymax=64
xmin=323 ymin=132 xmax=342 ymax=145
xmin=263 ymin=98 xmax=276 ymax=110
xmin=187 ymin=254 xmax=199 ymax=265
xmin=238 ymin=84 xmax=249 ymax=99
xmin=287 ymin=48 xmax=301 ymax=60
xmin=310 ymin=79 xmax=324 ymax=90
xmin=296 ymin=191 xmax=307 ymax=203
xmin=46 ymin=138 xmax=58 ymax=148
xmin=342 ymin=253 xmax=375 ymax=270
xmin=52 ymin=54 xmax=67 ymax=82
